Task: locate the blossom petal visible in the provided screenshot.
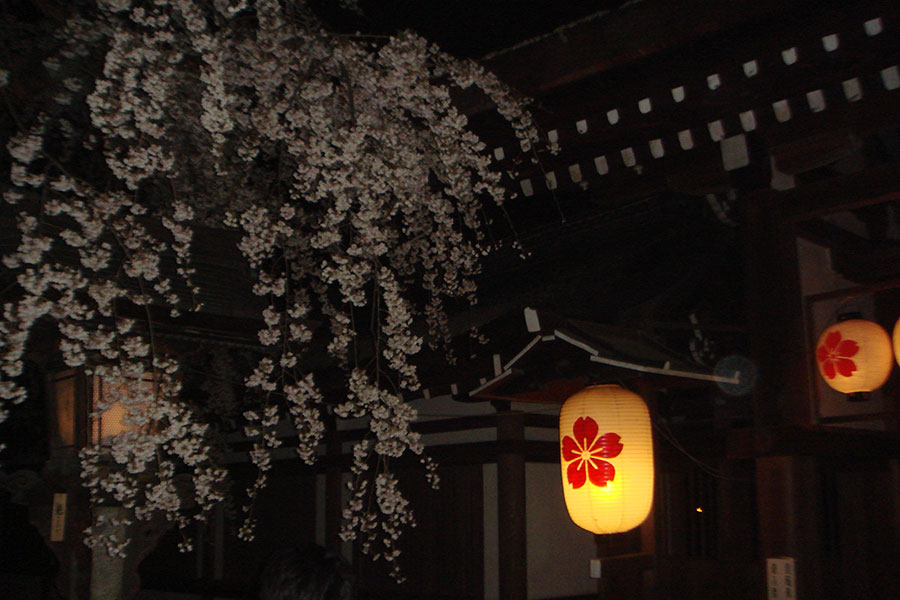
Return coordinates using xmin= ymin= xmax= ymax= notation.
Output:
xmin=594 ymin=432 xmax=623 ymax=458
xmin=816 ymin=344 xmax=830 ymax=364
xmin=836 ymin=339 xmax=859 ymax=358
xmin=588 ymin=459 xmax=616 ymax=487
xmin=562 ymin=436 xmax=581 ymax=461
xmin=835 ymin=357 xmax=857 ymax=378
xmin=572 ymin=416 xmax=598 ymax=450
xmin=567 ymin=459 xmax=586 ymax=489
xmin=825 ymin=330 xmax=842 ymax=351
xmin=823 ymin=359 xmax=836 ymax=379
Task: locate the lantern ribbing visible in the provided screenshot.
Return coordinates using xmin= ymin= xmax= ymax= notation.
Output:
xmin=558 ymin=385 xmax=654 ymax=535
xmin=815 ymin=319 xmax=892 ymax=394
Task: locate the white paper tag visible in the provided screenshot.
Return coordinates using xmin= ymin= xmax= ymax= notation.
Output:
xmin=51 ymin=493 xmax=67 ymax=542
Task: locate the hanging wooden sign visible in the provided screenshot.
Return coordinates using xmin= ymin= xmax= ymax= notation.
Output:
xmin=50 ymin=493 xmax=67 ymax=542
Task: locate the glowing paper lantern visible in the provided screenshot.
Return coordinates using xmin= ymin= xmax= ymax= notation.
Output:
xmin=558 ymin=385 xmax=654 ymax=534
xmin=815 ymin=319 xmax=892 ymax=394
xmin=91 ymin=374 xmax=156 ymax=444
xmin=893 ymin=317 xmax=900 ymax=367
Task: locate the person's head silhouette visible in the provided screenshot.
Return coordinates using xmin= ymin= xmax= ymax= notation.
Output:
xmin=259 ymin=544 xmax=353 ymax=600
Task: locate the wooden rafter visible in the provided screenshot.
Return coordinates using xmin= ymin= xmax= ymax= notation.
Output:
xmin=468 ymin=0 xmax=900 ymax=214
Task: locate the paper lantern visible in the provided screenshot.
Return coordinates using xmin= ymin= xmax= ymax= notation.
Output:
xmin=893 ymin=317 xmax=900 ymax=367
xmin=815 ymin=319 xmax=892 ymax=394
xmin=91 ymin=373 xmax=156 ymax=444
xmin=558 ymin=385 xmax=654 ymax=534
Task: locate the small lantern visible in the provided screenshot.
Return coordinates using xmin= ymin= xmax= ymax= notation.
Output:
xmin=558 ymin=385 xmax=654 ymax=535
xmin=892 ymin=317 xmax=900 ymax=367
xmin=815 ymin=319 xmax=892 ymax=395
xmin=91 ymin=373 xmax=156 ymax=444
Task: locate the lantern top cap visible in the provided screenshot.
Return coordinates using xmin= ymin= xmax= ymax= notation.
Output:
xmin=821 ymin=318 xmax=889 ymax=333
xmin=836 ymin=311 xmax=863 ymax=322
xmin=581 ymin=383 xmax=635 ymax=392
xmin=567 ymin=384 xmax=644 ymax=399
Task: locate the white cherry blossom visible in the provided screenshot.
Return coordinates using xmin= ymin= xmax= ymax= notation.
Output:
xmin=1 ymin=0 xmax=541 ymax=578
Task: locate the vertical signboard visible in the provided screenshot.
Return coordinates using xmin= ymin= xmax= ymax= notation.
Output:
xmin=50 ymin=493 xmax=67 ymax=542
xmin=767 ymin=557 xmax=796 ymax=600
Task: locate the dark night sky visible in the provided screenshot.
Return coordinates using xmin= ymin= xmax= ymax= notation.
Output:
xmin=312 ymin=0 xmax=632 ymax=58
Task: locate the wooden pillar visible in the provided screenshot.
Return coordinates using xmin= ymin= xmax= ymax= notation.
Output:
xmin=755 ymin=455 xmax=825 ymax=599
xmin=324 ymin=423 xmax=343 ymax=555
xmin=890 ymin=459 xmax=900 ymax=593
xmin=743 ymin=189 xmax=812 ymax=426
xmin=892 ymin=459 xmax=900 ymax=538
xmin=42 ymin=369 xmax=92 ymax=600
xmin=744 ymin=170 xmax=828 ymax=596
xmin=497 ymin=411 xmax=527 ymax=600
xmin=716 ymin=459 xmax=756 ymax=561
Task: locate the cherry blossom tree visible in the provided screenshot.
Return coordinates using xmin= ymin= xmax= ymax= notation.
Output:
xmin=1 ymin=0 xmax=542 ymax=578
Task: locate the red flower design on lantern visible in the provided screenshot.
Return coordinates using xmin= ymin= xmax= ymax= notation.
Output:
xmin=816 ymin=330 xmax=860 ymax=379
xmin=561 ymin=416 xmax=623 ymax=489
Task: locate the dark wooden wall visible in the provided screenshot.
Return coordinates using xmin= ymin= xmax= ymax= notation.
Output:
xmin=356 ymin=463 xmax=485 ymax=600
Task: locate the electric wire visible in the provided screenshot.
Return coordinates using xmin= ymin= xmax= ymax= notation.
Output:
xmin=652 ymin=417 xmax=753 ymax=482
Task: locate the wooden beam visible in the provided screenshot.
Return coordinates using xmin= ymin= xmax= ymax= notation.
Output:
xmin=482 ymin=70 xmax=900 ymax=209
xmin=799 ymin=220 xmax=900 ymax=282
xmin=471 ymin=0 xmax=900 ymax=209
xmin=324 ymin=420 xmax=343 ymax=554
xmin=779 ymin=161 xmax=900 ymax=223
xmin=496 ymin=412 xmax=527 ymax=600
xmin=755 ymin=455 xmax=827 ymax=598
xmin=727 ymin=425 xmax=900 ymax=459
xmin=770 ymin=129 xmax=863 ymax=175
xmin=481 ymin=0 xmax=799 ymax=96
xmin=743 ymin=189 xmax=812 ymax=425
xmin=246 ymin=438 xmax=561 ymax=471
xmin=796 ymin=218 xmax=875 ymax=252
xmin=473 ymin=0 xmax=899 ymax=136
xmin=472 ymin=376 xmax=586 ymax=405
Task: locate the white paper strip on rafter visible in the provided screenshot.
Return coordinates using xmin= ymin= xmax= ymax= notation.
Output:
xmin=568 ymin=164 xmax=582 ymax=183
xmin=843 ymin=78 xmax=863 ymax=102
xmin=822 ymin=33 xmax=839 ymax=52
xmin=782 ymin=47 xmax=799 ymax=65
xmin=721 ymin=134 xmax=749 ymax=171
xmin=807 ymin=89 xmax=826 ymax=113
xmin=773 ymin=99 xmax=792 ymax=123
xmin=882 ymin=66 xmax=899 ymax=91
xmin=740 ymin=110 xmax=757 ymax=132
xmin=743 ymin=59 xmax=759 ymax=78
xmin=864 ymin=17 xmax=883 ymax=36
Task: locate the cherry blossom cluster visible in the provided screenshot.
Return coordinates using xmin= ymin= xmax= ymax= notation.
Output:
xmin=1 ymin=0 xmax=540 ymax=576
xmin=83 ymin=511 xmax=134 ymax=558
xmin=341 ymin=471 xmax=415 ymax=581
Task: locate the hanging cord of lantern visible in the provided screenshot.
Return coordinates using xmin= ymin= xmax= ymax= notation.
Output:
xmin=573 ymin=376 xmax=752 ymax=483
xmin=610 ymin=378 xmax=753 ymax=483
xmin=650 ymin=416 xmax=753 ymax=483
xmin=832 ymin=296 xmax=865 ymax=323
